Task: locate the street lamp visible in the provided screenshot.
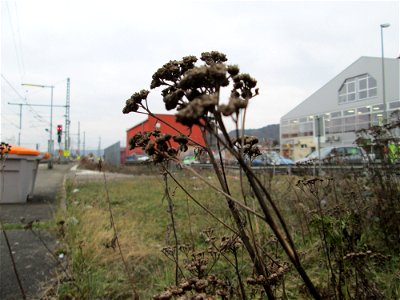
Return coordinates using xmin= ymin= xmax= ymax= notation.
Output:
xmin=21 ymin=83 xmax=54 ymax=169
xmin=380 ymin=23 xmax=390 ymax=123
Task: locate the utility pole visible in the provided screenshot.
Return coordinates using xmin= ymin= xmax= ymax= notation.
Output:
xmin=380 ymin=24 xmax=390 ymax=123
xmin=98 ymin=136 xmax=101 ymax=158
xmin=83 ymin=131 xmax=86 ymax=157
xmin=77 ymin=121 xmax=81 ymax=156
xmin=315 ymin=115 xmax=323 ymax=176
xmin=8 ymin=101 xmax=66 ymax=147
xmin=65 ymin=78 xmax=71 ymax=152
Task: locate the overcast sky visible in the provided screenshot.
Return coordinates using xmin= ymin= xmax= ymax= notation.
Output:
xmin=1 ymin=0 xmax=399 ymax=152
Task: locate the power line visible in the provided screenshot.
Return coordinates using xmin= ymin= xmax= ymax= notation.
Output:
xmin=1 ymin=74 xmax=48 ymax=123
xmin=13 ymin=2 xmax=26 ymax=78
xmin=1 ymin=74 xmax=25 ymax=100
xmin=1 ymin=88 xmax=19 ymax=100
xmin=5 ymin=2 xmax=24 ymax=80
xmin=1 ymin=115 xmax=20 ymax=129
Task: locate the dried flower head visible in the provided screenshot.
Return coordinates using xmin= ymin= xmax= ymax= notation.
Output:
xmin=232 ymin=135 xmax=259 ymax=147
xmin=219 ymin=93 xmax=249 ymax=116
xmin=232 ymin=73 xmax=258 ymax=100
xmin=176 ymin=94 xmax=218 ymax=127
xmin=200 ymin=51 xmax=227 ymax=65
xmin=0 ymin=142 xmax=12 ymax=160
xmin=123 ymin=89 xmax=149 ymax=113
xmin=178 ymin=64 xmax=229 ymax=92
xmin=151 ymin=60 xmax=181 ymax=89
xmin=162 ymin=87 xmax=185 ymax=110
xmin=180 ymin=55 xmax=198 ymax=73
xmin=151 ymin=56 xmax=198 ymax=89
xmin=227 ymin=64 xmax=240 ymax=76
xmin=129 ymin=132 xmax=152 ymax=150
xmin=153 ymin=290 xmax=173 ymax=300
xmin=173 ymin=135 xmax=189 ymax=152
xmin=145 ymin=140 xmax=156 ymax=156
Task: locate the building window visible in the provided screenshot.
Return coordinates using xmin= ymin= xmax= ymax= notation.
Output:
xmin=357 ymin=106 xmax=370 ymax=114
xmin=338 ymin=74 xmax=377 ymax=104
xmin=281 ymin=118 xmax=314 ymax=139
xmin=325 ymin=116 xmax=343 ymax=134
xmin=357 ymin=114 xmax=371 ymax=130
xmin=389 ymin=101 xmax=400 ymax=109
xmin=372 ymin=104 xmax=384 ymax=111
xmin=299 ymin=117 xmax=308 ymax=123
xmin=343 ymin=109 xmax=355 ymax=116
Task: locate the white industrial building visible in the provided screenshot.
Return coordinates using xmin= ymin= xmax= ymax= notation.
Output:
xmin=280 ymin=57 xmax=400 ymax=160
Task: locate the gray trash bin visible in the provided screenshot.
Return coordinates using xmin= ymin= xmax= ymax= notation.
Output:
xmin=0 ymin=146 xmax=44 ymax=204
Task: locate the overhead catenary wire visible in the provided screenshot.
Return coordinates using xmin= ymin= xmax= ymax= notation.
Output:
xmin=1 ymin=74 xmax=25 ymax=100
xmin=1 ymin=76 xmax=53 ymax=147
xmin=1 ymin=115 xmax=21 ymax=129
xmin=13 ymin=2 xmax=26 ymax=79
xmin=1 ymin=75 xmax=69 ymax=151
xmin=5 ymin=2 xmax=25 ymax=81
xmin=1 ymin=74 xmax=48 ymax=123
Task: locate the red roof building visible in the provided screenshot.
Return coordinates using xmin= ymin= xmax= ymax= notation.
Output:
xmin=126 ymin=114 xmax=206 ymax=157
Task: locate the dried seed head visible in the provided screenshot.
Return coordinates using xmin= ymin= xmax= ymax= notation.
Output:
xmin=180 ymin=55 xmax=198 ymax=73
xmin=176 ymin=94 xmax=218 ymax=127
xmin=219 ymin=103 xmax=236 ymax=117
xmin=191 ymin=294 xmax=206 ymax=300
xmin=153 ymin=290 xmax=173 ymax=300
xmin=163 ymin=88 xmax=185 ymax=110
xmin=227 ymin=64 xmax=240 ymax=76
xmin=151 ymin=60 xmax=181 ymax=89
xmin=169 ymin=286 xmax=184 ymax=296
xmin=218 ymin=93 xmax=248 ymax=116
xmin=173 ymin=134 xmax=189 ymax=144
xmin=200 ymin=51 xmax=227 ymax=65
xmin=178 ymin=64 xmax=229 ymax=91
xmin=179 ymin=280 xmax=192 ymax=291
xmin=123 ymin=90 xmax=150 ymax=113
xmin=156 ymin=133 xmax=172 ymax=143
xmin=145 ymin=140 xmax=156 ymax=156
xmin=194 ymin=279 xmax=209 ymax=292
xmin=167 ymin=148 xmax=178 ymax=157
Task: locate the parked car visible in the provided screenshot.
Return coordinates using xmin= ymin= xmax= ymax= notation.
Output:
xmin=136 ymin=154 xmax=150 ymax=162
xmin=126 ymin=154 xmax=150 ymax=163
xmin=250 ymin=151 xmax=295 ymax=166
xmin=296 ymin=146 xmax=368 ymax=165
xmin=183 ymin=155 xmax=200 ymax=165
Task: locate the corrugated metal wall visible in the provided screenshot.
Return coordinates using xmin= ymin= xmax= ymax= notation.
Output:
xmin=104 ymin=142 xmax=121 ymax=166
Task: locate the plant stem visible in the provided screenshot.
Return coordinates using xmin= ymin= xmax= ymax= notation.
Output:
xmin=1 ymin=226 xmax=26 ymax=300
xmin=101 ymin=171 xmax=139 ymax=299
xmin=162 ymin=171 xmax=180 ymax=286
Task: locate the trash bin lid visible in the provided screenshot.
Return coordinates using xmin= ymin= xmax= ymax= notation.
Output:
xmin=2 ymin=145 xmax=41 ymax=156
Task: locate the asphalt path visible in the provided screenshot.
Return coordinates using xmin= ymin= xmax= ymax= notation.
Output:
xmin=0 ymin=163 xmax=71 ymax=300
xmin=0 ymin=163 xmax=136 ymax=299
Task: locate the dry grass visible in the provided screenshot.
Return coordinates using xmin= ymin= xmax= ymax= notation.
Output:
xmin=56 ymin=167 xmax=399 ymax=299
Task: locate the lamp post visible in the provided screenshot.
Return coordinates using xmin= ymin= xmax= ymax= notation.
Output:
xmin=21 ymin=83 xmax=54 ymax=169
xmin=380 ymin=23 xmax=390 ymax=123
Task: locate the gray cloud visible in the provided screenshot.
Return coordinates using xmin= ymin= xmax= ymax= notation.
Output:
xmin=1 ymin=0 xmax=398 ymax=151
